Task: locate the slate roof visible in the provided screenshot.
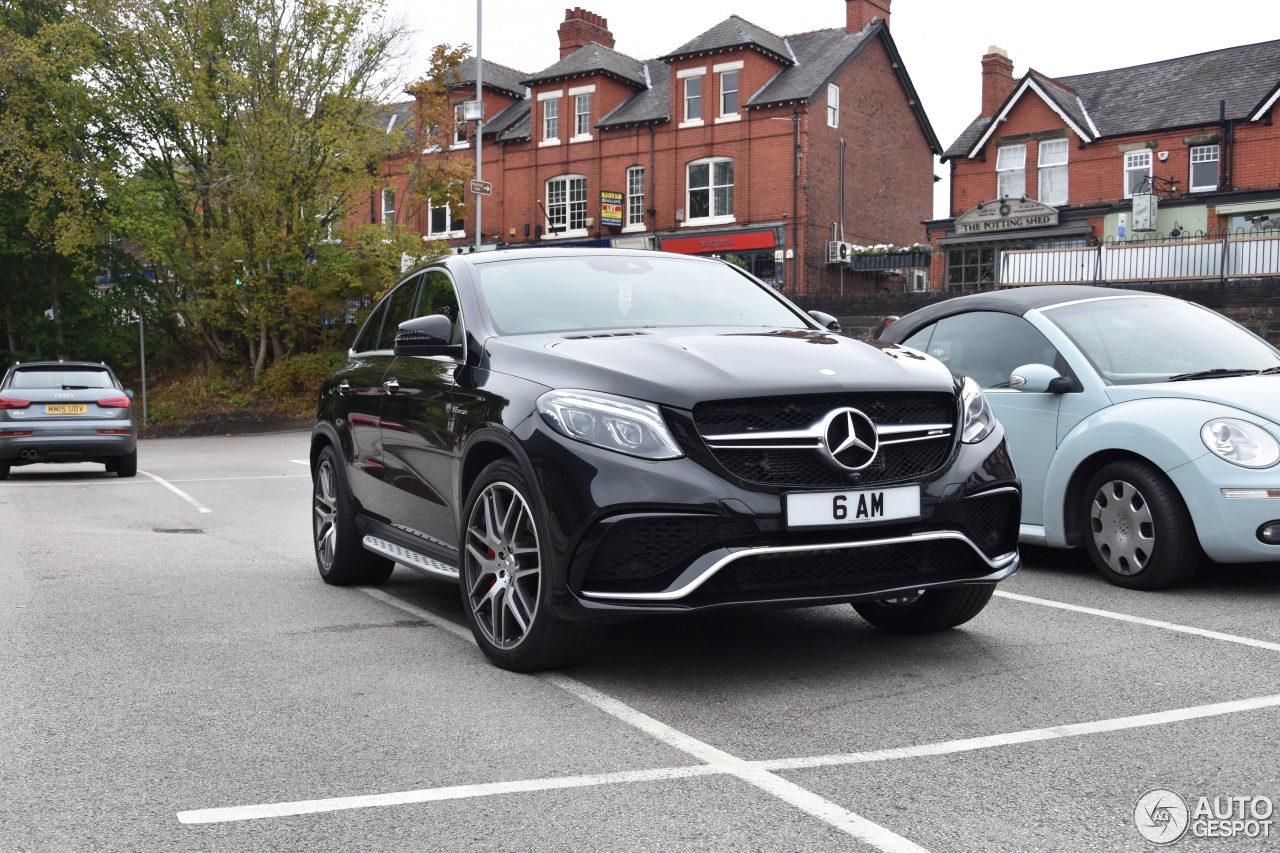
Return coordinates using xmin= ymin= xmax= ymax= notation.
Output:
xmin=660 ymin=15 xmax=793 ymax=65
xmin=375 ymin=100 xmax=417 ymax=142
xmin=484 ymin=99 xmax=531 ymax=139
xmin=523 ymin=42 xmax=648 ymax=88
xmin=597 ymin=62 xmax=668 ymax=129
xmin=447 ymin=57 xmax=528 ymax=98
xmin=946 ymin=39 xmax=1280 ymax=159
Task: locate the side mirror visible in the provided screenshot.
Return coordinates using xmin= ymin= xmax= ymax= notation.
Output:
xmin=125 ymin=389 xmax=136 ymax=398
xmin=807 ymin=310 xmax=841 ymax=333
xmin=394 ymin=314 xmax=462 ymax=358
xmin=1010 ymin=363 xmax=1072 ymax=394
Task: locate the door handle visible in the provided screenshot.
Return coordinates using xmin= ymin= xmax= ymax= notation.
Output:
xmin=382 ymin=378 xmax=400 ymax=395
xmin=337 ymin=380 xmax=353 ymax=395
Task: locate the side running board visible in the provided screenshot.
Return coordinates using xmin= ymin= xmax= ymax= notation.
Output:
xmin=362 ymin=535 xmax=459 ymax=580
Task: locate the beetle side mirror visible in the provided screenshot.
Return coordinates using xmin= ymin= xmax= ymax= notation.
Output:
xmin=394 ymin=314 xmax=462 ymax=358
xmin=1010 ymin=363 xmax=1072 ymax=394
xmin=807 ymin=310 xmax=841 ymax=333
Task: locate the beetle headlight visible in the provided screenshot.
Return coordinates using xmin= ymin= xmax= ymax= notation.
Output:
xmin=960 ymin=376 xmax=997 ymax=444
xmin=537 ymin=389 xmax=684 ymax=460
xmin=1201 ymin=418 xmax=1280 ymax=468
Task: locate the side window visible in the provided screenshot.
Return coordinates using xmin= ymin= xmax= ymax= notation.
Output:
xmin=374 ymin=274 xmax=423 ymax=351
xmin=352 ymin=299 xmax=388 ymax=354
xmin=420 ymin=270 xmax=463 ymax=344
xmin=899 ymin=326 xmax=934 ymax=354
xmin=924 ymin=312 xmax=1060 ymax=389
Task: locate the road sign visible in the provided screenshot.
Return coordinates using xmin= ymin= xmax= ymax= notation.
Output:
xmin=470 ymin=179 xmax=492 ymax=196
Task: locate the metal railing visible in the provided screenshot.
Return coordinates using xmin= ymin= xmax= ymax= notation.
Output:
xmin=1000 ymin=228 xmax=1280 ymax=286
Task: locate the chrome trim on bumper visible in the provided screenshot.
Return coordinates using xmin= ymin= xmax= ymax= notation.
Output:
xmin=581 ymin=530 xmax=1019 ymax=601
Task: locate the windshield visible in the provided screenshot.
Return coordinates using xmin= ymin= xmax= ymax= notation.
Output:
xmin=474 ymin=254 xmax=808 ymax=335
xmin=1044 ymin=296 xmax=1280 ymax=385
xmin=10 ymin=368 xmax=115 ymax=389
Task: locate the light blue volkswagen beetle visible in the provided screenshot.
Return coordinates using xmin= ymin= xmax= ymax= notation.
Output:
xmin=880 ymin=285 xmax=1280 ymax=590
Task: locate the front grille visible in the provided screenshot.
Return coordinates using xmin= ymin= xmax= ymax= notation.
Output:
xmin=692 ymin=392 xmax=955 ymax=488
xmin=586 ymin=516 xmax=757 ymax=585
xmin=930 ymin=491 xmax=1020 ymax=558
xmin=700 ymin=538 xmax=977 ymax=594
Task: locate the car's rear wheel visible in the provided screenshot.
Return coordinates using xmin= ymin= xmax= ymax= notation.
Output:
xmin=460 ymin=460 xmax=599 ymax=672
xmin=0 ymin=460 xmax=8 ymax=480
xmin=1081 ymin=460 xmax=1198 ymax=590
xmin=852 ymin=583 xmax=996 ymax=633
xmin=116 ymin=449 xmax=137 ymax=478
xmin=312 ymin=444 xmax=393 ymax=585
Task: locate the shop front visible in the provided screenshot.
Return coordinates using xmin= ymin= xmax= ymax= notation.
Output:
xmin=657 ymin=226 xmax=785 ymax=288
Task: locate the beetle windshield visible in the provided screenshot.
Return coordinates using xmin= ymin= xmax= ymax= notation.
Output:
xmin=473 ymin=254 xmax=808 ymax=335
xmin=1043 ymin=296 xmax=1280 ymax=385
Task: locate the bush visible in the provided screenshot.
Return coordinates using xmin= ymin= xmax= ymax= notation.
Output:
xmin=257 ymin=352 xmax=343 ymax=410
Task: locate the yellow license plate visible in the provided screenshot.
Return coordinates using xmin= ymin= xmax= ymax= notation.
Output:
xmin=44 ymin=404 xmax=88 ymax=415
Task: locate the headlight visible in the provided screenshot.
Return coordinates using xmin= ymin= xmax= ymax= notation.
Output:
xmin=537 ymin=389 xmax=684 ymax=460
xmin=1200 ymin=418 xmax=1280 ymax=469
xmin=960 ymin=376 xmax=997 ymax=444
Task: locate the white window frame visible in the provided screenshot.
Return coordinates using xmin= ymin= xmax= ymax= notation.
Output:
xmin=1124 ymin=149 xmax=1152 ymax=198
xmin=544 ymin=174 xmax=588 ymax=238
xmin=996 ymin=144 xmax=1026 ymax=199
xmin=715 ymin=60 xmax=742 ymax=123
xmin=1037 ymin=139 xmax=1068 ymax=205
xmin=538 ymin=91 xmax=563 ymax=147
xmin=451 ymin=105 xmax=469 ymax=149
xmin=685 ymin=156 xmax=734 ymax=225
xmin=381 ymin=188 xmax=395 ymax=228
xmin=678 ymin=67 xmax=706 ymax=128
xmin=426 ymin=198 xmax=464 ymax=239
xmin=573 ymin=92 xmax=592 ymax=140
xmin=624 ymin=166 xmax=645 ymax=232
xmin=1189 ymin=144 xmax=1219 ymax=192
xmin=827 ymin=83 xmax=840 ymax=128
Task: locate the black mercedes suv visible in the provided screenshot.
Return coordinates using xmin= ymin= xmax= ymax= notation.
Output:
xmin=311 ymin=249 xmax=1020 ymax=671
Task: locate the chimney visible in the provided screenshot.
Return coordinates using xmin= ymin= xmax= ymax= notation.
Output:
xmin=558 ymin=7 xmax=615 ymax=59
xmin=981 ymin=46 xmax=1014 ymax=117
xmin=846 ymin=0 xmax=891 ymax=33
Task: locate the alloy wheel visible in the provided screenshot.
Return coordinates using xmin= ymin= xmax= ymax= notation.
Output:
xmin=1088 ymin=478 xmax=1154 ymax=576
xmin=313 ymin=458 xmax=338 ymax=572
xmin=464 ymin=481 xmax=541 ymax=650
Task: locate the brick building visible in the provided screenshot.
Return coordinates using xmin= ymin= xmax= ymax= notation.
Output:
xmin=357 ymin=0 xmax=940 ymax=296
xmin=928 ymin=40 xmax=1280 ymax=289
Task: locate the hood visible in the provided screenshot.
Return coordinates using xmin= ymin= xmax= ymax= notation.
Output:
xmin=485 ymin=327 xmax=957 ymax=410
xmin=1106 ymin=376 xmax=1280 ymax=424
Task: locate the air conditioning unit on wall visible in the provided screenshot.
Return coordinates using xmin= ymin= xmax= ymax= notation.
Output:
xmin=827 ymin=241 xmax=851 ymax=264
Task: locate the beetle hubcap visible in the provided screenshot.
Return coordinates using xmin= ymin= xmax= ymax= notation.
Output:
xmin=1089 ymin=479 xmax=1154 ymax=576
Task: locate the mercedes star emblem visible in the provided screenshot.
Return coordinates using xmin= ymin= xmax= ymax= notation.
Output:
xmin=821 ymin=407 xmax=879 ymax=471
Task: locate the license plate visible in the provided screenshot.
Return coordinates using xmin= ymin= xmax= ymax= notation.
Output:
xmin=44 ymin=404 xmax=87 ymax=415
xmin=785 ymin=485 xmax=921 ymax=528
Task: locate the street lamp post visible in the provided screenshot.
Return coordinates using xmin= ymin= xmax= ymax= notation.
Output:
xmin=474 ymin=0 xmax=483 ymax=253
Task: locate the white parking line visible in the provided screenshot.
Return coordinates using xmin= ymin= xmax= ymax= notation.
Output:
xmin=139 ymin=470 xmax=212 ymax=514
xmin=994 ymin=590 xmax=1280 ymax=653
xmin=290 ymin=459 xmax=309 ymax=466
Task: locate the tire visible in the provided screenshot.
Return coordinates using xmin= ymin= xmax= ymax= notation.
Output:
xmin=312 ymin=444 xmax=393 ymax=586
xmin=852 ymin=583 xmax=996 ymax=633
xmin=1080 ymin=460 xmax=1199 ymax=590
xmin=460 ymin=459 xmax=600 ymax=672
xmin=0 ymin=460 xmax=8 ymax=481
xmin=116 ymin=449 xmax=138 ymax=478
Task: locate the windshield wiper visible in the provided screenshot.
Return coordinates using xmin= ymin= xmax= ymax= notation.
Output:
xmin=1167 ymin=368 xmax=1259 ymax=382
xmin=1258 ymin=366 xmax=1280 ymax=375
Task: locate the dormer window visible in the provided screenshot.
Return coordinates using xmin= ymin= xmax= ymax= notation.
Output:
xmin=570 ymin=85 xmax=595 ymax=142
xmin=678 ymin=67 xmax=706 ymax=128
xmin=996 ymin=144 xmax=1025 ymax=199
xmin=538 ymin=91 xmax=563 ymax=146
xmin=715 ymin=61 xmax=743 ymax=122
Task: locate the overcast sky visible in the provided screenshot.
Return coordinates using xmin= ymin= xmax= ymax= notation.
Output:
xmin=385 ymin=0 xmax=1266 ymax=219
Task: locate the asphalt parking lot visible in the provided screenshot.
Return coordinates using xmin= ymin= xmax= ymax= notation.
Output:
xmin=3 ymin=431 xmax=1278 ymax=852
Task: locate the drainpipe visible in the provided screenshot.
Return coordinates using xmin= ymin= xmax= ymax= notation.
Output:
xmin=791 ymin=103 xmax=800 ymax=295
xmin=839 ymin=138 xmax=846 ymax=295
xmin=648 ymin=125 xmax=656 ymax=239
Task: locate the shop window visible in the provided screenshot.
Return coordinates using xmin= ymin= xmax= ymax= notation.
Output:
xmin=545 ymin=174 xmax=587 ymax=236
xmin=687 ymin=157 xmax=734 ymax=223
xmin=1037 ymin=139 xmax=1068 ymax=205
xmin=626 ymin=166 xmax=645 ymax=229
xmin=996 ymin=144 xmax=1025 ymax=199
xmin=1124 ymin=149 xmax=1151 ymax=198
xmin=1189 ymin=145 xmax=1218 ymax=192
xmin=946 ymin=246 xmax=995 ymax=291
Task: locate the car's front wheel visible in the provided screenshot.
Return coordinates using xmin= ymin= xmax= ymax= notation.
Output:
xmin=460 ymin=460 xmax=600 ymax=672
xmin=0 ymin=460 xmax=8 ymax=480
xmin=852 ymin=584 xmax=996 ymax=633
xmin=1080 ymin=460 xmax=1198 ymax=590
xmin=312 ymin=444 xmax=393 ymax=586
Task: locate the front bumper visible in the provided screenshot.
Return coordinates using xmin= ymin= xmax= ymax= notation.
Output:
xmin=514 ymin=418 xmax=1021 ymax=621
xmin=1170 ymin=453 xmax=1280 ymax=563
